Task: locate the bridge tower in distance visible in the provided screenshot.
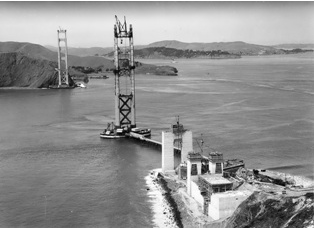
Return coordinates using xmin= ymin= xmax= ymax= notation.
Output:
xmin=113 ymin=16 xmax=136 ymax=129
xmin=57 ymin=29 xmax=70 ymax=87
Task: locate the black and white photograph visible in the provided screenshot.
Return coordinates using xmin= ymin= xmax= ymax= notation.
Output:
xmin=0 ymin=1 xmax=314 ymax=228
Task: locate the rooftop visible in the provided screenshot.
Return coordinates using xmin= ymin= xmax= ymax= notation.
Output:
xmin=199 ymin=174 xmax=232 ymax=185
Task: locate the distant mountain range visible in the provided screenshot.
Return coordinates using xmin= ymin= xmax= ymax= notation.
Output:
xmin=272 ymin=43 xmax=314 ymax=50
xmin=45 ymin=45 xmax=114 ymax=57
xmin=45 ymin=40 xmax=314 ymax=57
xmin=1 ymin=42 xmax=113 ymax=68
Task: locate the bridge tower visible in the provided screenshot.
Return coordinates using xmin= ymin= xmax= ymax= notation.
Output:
xmin=113 ymin=16 xmax=136 ymax=129
xmin=57 ymin=29 xmax=69 ymax=87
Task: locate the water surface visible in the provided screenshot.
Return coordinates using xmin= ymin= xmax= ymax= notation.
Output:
xmin=0 ymin=53 xmax=313 ymax=227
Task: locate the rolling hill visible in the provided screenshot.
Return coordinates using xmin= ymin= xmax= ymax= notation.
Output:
xmin=146 ymin=40 xmax=282 ymax=55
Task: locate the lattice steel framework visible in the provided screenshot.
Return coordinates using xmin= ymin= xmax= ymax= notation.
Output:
xmin=114 ymin=16 xmax=136 ymax=129
xmin=57 ymin=29 xmax=69 ymax=86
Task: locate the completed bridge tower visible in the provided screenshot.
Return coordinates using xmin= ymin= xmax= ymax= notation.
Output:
xmin=50 ymin=28 xmax=74 ymax=89
xmin=57 ymin=29 xmax=70 ymax=87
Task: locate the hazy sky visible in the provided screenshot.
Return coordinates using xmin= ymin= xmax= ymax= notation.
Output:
xmin=0 ymin=1 xmax=313 ymax=47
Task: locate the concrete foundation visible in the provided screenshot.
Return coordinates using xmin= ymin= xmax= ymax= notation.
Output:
xmin=208 ymin=191 xmax=251 ymax=220
xmin=190 ymin=179 xmax=204 ymax=205
xmin=162 ymin=131 xmax=174 ymax=173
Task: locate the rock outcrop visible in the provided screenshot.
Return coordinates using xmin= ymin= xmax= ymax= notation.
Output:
xmin=225 ymin=191 xmax=314 ymax=228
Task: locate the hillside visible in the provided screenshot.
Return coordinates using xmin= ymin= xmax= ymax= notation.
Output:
xmin=105 ymin=47 xmax=241 ymax=59
xmin=0 ymin=52 xmax=60 ymax=88
xmin=225 ymin=191 xmax=314 ymax=228
xmin=0 ymin=42 xmax=57 ymax=61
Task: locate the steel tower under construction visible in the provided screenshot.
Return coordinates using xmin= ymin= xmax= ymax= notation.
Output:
xmin=113 ymin=16 xmax=136 ymax=129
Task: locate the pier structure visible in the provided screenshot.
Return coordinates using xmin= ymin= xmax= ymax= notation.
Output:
xmin=114 ymin=16 xmax=136 ymax=129
xmin=57 ymin=29 xmax=70 ymax=87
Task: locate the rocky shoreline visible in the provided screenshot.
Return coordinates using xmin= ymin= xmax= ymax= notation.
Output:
xmin=145 ymin=170 xmax=180 ymax=227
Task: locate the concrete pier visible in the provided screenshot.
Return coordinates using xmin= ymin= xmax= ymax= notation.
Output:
xmin=162 ymin=131 xmax=175 ymax=173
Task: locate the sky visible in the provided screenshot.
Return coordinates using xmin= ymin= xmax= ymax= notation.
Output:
xmin=0 ymin=1 xmax=313 ymax=48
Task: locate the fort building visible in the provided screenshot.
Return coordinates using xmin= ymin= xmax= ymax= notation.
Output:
xmin=161 ymin=124 xmax=252 ymax=220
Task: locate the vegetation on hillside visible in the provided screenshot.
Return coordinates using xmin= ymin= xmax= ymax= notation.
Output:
xmin=105 ymin=47 xmax=241 ymax=59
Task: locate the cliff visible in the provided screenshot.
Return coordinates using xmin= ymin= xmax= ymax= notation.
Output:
xmin=0 ymin=52 xmax=58 ymax=88
xmin=225 ymin=191 xmax=314 ymax=228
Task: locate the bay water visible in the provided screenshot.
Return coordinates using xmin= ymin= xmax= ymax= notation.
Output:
xmin=0 ymin=53 xmax=313 ymax=227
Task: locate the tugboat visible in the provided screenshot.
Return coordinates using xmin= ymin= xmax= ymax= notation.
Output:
xmin=129 ymin=127 xmax=151 ymax=139
xmin=100 ymin=122 xmax=126 ymax=139
xmin=76 ymin=82 xmax=86 ymax=88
